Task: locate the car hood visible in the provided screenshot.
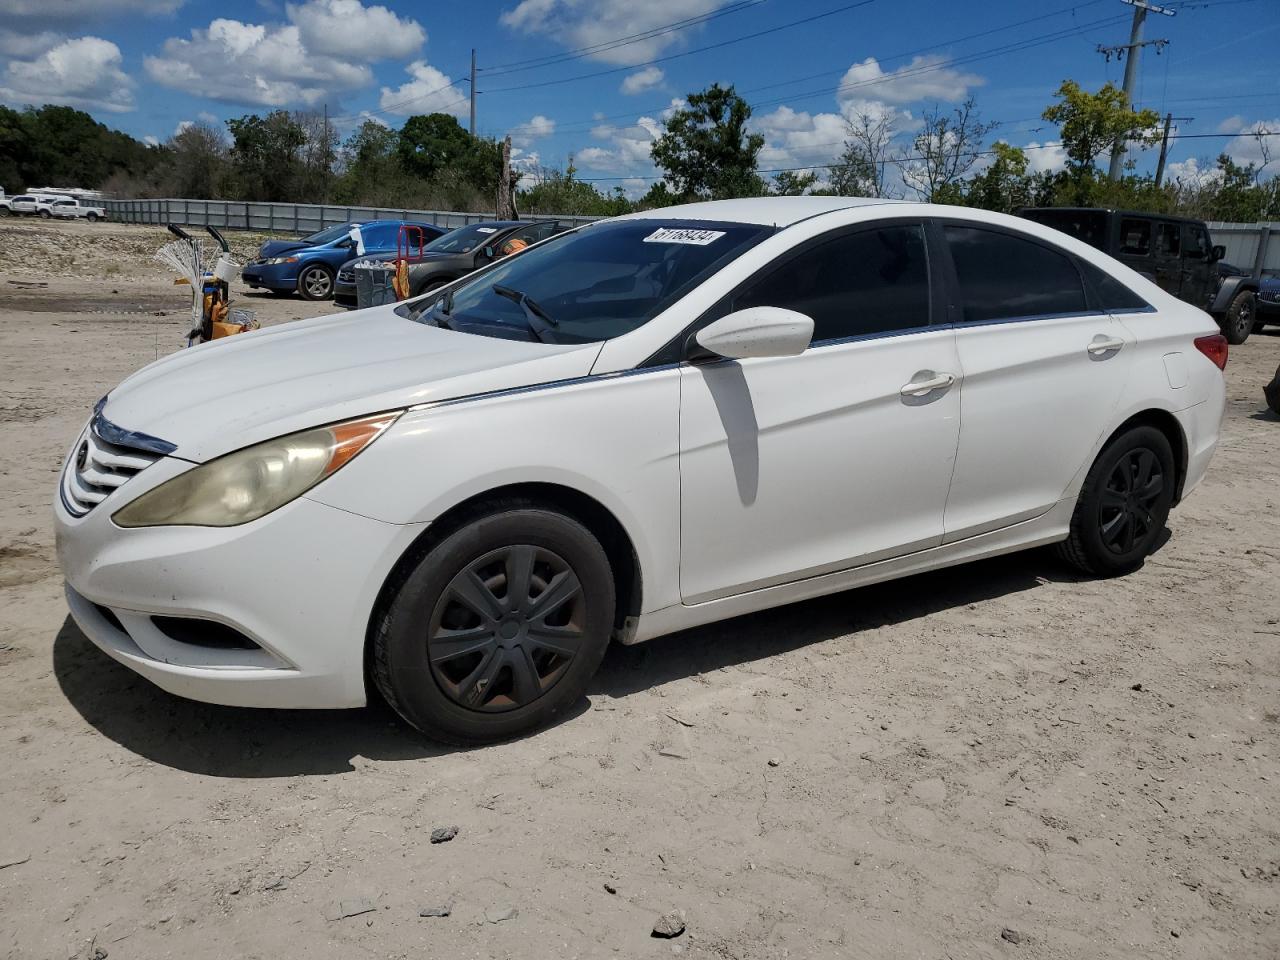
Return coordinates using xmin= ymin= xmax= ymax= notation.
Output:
xmin=100 ymin=305 xmax=603 ymax=463
xmin=257 ymin=238 xmax=314 ymax=259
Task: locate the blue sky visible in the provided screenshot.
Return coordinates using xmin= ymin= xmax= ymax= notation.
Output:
xmin=1 ymin=0 xmax=1277 ymax=194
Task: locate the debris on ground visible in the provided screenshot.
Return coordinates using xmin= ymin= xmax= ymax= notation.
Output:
xmin=1000 ymin=927 xmax=1022 ymax=945
xmin=328 ymin=899 xmax=377 ymax=921
xmin=419 ymin=905 xmax=451 ymax=918
xmin=485 ymin=906 xmax=518 ymax=923
xmin=652 ymin=911 xmax=686 ymax=938
xmin=430 ymin=825 xmax=459 ymax=844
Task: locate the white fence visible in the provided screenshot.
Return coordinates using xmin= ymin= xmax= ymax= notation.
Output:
xmin=1206 ymin=222 xmax=1278 ymax=279
xmin=101 ymin=198 xmax=600 ymax=233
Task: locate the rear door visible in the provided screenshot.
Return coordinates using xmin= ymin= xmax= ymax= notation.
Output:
xmin=1180 ymin=222 xmax=1215 ymax=309
xmin=1153 ymin=221 xmax=1183 ymax=297
xmin=1115 ymin=216 xmax=1156 ymax=283
xmin=939 ymin=222 xmax=1135 ymax=540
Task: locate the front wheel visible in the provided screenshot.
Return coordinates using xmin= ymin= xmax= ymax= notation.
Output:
xmin=297 ymin=263 xmax=335 ymax=301
xmin=86 ymin=213 xmax=98 ymax=222
xmin=39 ymin=209 xmax=51 ymax=219
xmin=372 ymin=506 xmax=616 ymax=744
xmin=1221 ymin=290 xmax=1256 ymax=345
xmin=1058 ymin=425 xmax=1176 ymax=577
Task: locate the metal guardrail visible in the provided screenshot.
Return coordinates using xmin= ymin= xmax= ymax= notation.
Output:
xmin=99 ymin=198 xmax=601 ymax=233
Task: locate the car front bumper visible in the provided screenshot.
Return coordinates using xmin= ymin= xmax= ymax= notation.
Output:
xmin=241 ymin=263 xmax=299 ymax=291
xmin=54 ymin=461 xmax=427 ymax=709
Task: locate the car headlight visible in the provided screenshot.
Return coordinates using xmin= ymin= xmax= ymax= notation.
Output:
xmin=263 ymin=256 xmax=300 ymax=266
xmin=112 ymin=413 xmax=400 ymax=528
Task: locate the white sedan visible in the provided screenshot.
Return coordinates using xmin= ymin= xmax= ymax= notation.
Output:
xmin=54 ymin=198 xmax=1227 ymax=743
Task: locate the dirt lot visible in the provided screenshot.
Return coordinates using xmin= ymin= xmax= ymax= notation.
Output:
xmin=1 ymin=218 xmax=1277 ymax=960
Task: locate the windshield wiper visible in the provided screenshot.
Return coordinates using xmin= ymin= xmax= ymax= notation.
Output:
xmin=492 ymin=284 xmax=559 ymax=343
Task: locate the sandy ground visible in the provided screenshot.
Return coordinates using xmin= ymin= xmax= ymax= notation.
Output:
xmin=1 ymin=218 xmax=1278 ymax=960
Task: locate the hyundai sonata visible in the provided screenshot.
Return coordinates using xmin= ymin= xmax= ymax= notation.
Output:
xmin=55 ymin=198 xmax=1227 ymax=743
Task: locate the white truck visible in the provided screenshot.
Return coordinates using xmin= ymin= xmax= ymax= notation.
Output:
xmin=47 ymin=197 xmax=107 ymax=221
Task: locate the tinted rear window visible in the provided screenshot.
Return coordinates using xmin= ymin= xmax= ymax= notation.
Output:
xmin=944 ymin=225 xmax=1087 ymax=322
xmin=1079 ymin=259 xmax=1150 ymax=312
xmin=1023 ymin=210 xmax=1107 ymax=250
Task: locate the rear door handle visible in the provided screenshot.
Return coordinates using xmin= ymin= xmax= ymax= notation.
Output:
xmin=1087 ymin=335 xmax=1125 ymax=356
xmin=900 ymin=372 xmax=956 ymax=398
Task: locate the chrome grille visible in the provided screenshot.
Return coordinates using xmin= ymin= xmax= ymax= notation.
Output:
xmin=61 ymin=427 xmax=161 ymax=518
xmin=1260 ymin=288 xmax=1280 ymax=303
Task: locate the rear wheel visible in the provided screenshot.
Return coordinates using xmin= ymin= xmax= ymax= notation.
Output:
xmin=39 ymin=209 xmax=51 ymax=219
xmin=297 ymin=263 xmax=335 ymax=301
xmin=1058 ymin=425 xmax=1176 ymax=577
xmin=86 ymin=212 xmax=99 ymax=222
xmin=1221 ymin=289 xmax=1256 ymax=345
xmin=373 ymin=506 xmax=616 ymax=744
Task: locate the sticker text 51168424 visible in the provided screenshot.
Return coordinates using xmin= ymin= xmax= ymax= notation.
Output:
xmin=643 ymin=227 xmax=726 ymax=246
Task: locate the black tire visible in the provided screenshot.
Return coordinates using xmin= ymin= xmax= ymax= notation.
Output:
xmin=39 ymin=209 xmax=51 ymax=219
xmin=373 ymin=506 xmax=616 ymax=744
xmin=297 ymin=263 xmax=335 ymax=301
xmin=1057 ymin=425 xmax=1176 ymax=577
xmin=1221 ymin=289 xmax=1256 ymax=345
xmin=86 ymin=213 xmax=98 ymax=222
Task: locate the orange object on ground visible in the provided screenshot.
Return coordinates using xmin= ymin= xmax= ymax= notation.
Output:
xmin=392 ymin=259 xmax=410 ymax=299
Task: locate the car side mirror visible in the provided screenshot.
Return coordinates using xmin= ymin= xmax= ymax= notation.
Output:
xmin=1210 ymin=244 xmax=1225 ymax=262
xmin=691 ymin=307 xmax=814 ymax=361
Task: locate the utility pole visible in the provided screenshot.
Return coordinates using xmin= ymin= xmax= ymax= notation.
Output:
xmin=469 ymin=49 xmax=477 ymax=136
xmin=1153 ymin=114 xmax=1194 ymax=188
xmin=1100 ymin=0 xmax=1175 ymax=181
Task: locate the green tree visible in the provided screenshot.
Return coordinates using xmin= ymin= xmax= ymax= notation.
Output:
xmin=1041 ymin=81 xmax=1161 ymax=203
xmin=650 ymin=83 xmax=765 ymax=200
xmin=226 ymin=111 xmax=308 ymax=201
xmin=770 ymin=169 xmax=818 ymax=196
xmin=168 ymin=121 xmax=227 ymax=199
xmin=828 ymin=112 xmax=901 ymax=198
xmin=962 ymin=141 xmax=1033 ymax=213
xmin=519 ymin=158 xmax=634 ymax=215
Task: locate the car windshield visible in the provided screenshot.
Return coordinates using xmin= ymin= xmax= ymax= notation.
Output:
xmin=302 ymin=223 xmax=357 ymax=245
xmin=424 ymin=223 xmax=515 ymax=255
xmin=409 ymin=219 xmax=773 ymax=344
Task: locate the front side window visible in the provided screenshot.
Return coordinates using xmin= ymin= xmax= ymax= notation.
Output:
xmin=1184 ymin=224 xmax=1210 ymax=260
xmin=732 ymin=224 xmax=931 ymax=342
xmin=944 ymin=224 xmax=1087 ymax=323
xmin=1119 ymin=218 xmax=1152 ymax=256
xmin=411 ymin=219 xmax=771 ymax=343
xmin=425 ymin=223 xmax=515 ymax=255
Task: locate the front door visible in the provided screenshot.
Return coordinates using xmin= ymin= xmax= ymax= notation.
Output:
xmin=1153 ymin=221 xmax=1183 ymax=297
xmin=1181 ymin=222 xmax=1216 ymax=310
xmin=678 ymin=222 xmax=961 ymax=604
xmin=937 ymin=223 xmax=1135 ymax=540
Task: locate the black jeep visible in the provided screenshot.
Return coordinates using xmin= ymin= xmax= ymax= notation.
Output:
xmin=1021 ymin=208 xmax=1261 ymax=344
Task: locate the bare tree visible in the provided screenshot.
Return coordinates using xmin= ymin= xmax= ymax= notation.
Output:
xmin=902 ymin=99 xmax=997 ymax=202
xmin=829 ymin=112 xmax=902 ymax=198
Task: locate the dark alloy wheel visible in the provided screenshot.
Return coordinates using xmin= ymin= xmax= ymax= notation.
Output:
xmin=1222 ymin=289 xmax=1256 ymax=345
xmin=373 ymin=505 xmax=616 ymax=744
xmin=297 ymin=263 xmax=335 ymax=301
xmin=1058 ymin=425 xmax=1176 ymax=576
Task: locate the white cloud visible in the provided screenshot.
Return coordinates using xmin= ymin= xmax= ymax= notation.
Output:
xmin=500 ymin=0 xmax=730 ymax=65
xmin=837 ymin=55 xmax=984 ymax=108
xmin=143 ymin=135 xmax=160 ymax=146
xmin=577 ymin=112 xmax=665 ymax=172
xmin=1216 ymin=115 xmax=1245 ymax=135
xmin=511 ymin=113 xmax=555 ymax=149
xmin=146 ymin=1 xmax=426 ymax=109
xmin=1165 ymin=155 xmax=1221 ymax=186
xmin=174 ymin=119 xmax=194 ymax=135
xmin=287 ymin=0 xmax=424 ymax=60
xmin=621 ymin=65 xmax=664 ymax=95
xmin=1023 ymin=140 xmax=1066 ymax=174
xmin=1223 ymin=118 xmax=1280 ymax=172
xmin=378 ymin=59 xmax=467 ymax=117
xmin=0 ymin=36 xmax=135 ymax=113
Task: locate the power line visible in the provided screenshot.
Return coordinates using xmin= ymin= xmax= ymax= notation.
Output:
xmin=481 ymin=0 xmax=880 ymax=95
xmin=478 ymin=1 xmax=767 ymax=76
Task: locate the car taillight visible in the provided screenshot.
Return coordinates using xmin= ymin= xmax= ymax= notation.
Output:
xmin=1194 ymin=334 xmax=1228 ymax=370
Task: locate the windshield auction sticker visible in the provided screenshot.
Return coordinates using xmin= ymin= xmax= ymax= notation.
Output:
xmin=643 ymin=227 xmax=726 ymax=245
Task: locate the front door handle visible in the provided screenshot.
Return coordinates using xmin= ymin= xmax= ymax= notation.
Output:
xmin=1087 ymin=335 xmax=1126 ymax=356
xmin=900 ymin=371 xmax=956 ymax=398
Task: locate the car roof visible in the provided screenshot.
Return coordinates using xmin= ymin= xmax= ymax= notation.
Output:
xmin=1024 ymin=206 xmax=1207 ymax=226
xmin=614 ymin=196 xmax=904 ymax=228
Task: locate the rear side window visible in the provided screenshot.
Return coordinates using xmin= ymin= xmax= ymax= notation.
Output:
xmin=1156 ymin=223 xmax=1180 ymax=257
xmin=1119 ymin=219 xmax=1151 ymax=255
xmin=943 ymin=225 xmax=1087 ymax=323
xmin=1079 ymin=260 xmax=1150 ymax=312
xmin=733 ymin=224 xmax=931 ymax=342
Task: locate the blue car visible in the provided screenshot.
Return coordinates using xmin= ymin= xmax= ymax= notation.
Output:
xmin=241 ymin=220 xmax=444 ymax=301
